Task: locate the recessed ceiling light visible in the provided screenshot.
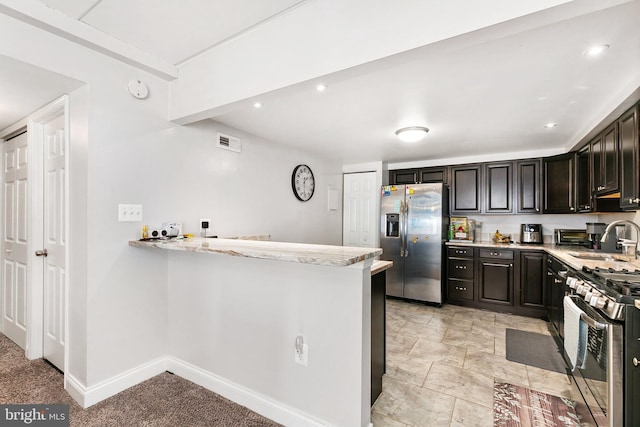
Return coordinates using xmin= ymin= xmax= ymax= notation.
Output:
xmin=584 ymin=44 xmax=609 ymax=57
xmin=395 ymin=126 xmax=429 ymax=142
xmin=316 ymin=84 xmax=328 ymax=92
xmin=544 ymin=122 xmax=558 ymax=128
xmin=253 ymin=102 xmax=262 ymax=108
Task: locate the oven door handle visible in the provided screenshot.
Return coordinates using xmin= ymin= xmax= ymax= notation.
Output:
xmin=580 ymin=312 xmax=608 ymax=330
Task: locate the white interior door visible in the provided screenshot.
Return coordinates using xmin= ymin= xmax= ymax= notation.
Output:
xmin=343 ymin=172 xmax=378 ymax=247
xmin=1 ymin=131 xmax=29 ymax=350
xmin=42 ymin=114 xmax=66 ymax=371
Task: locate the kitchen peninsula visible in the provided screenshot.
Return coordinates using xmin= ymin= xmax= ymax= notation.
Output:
xmin=130 ymin=237 xmax=384 ymax=427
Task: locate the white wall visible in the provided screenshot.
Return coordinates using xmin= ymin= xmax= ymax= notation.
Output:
xmin=0 ymin=13 xmax=343 ymax=398
xmin=142 ymin=119 xmax=343 ymax=244
xmin=166 ymin=251 xmax=371 ymax=426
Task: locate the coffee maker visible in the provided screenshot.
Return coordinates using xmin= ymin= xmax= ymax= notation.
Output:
xmin=586 ymin=222 xmax=606 ymax=250
xmin=586 ymin=222 xmax=620 ymax=252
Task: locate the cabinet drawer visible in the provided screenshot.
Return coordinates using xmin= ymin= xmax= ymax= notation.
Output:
xmin=448 ymin=279 xmax=473 ymax=301
xmin=448 ymin=246 xmax=473 ymax=258
xmin=448 ymin=258 xmax=474 ymax=279
xmin=479 ymin=249 xmax=514 ymax=260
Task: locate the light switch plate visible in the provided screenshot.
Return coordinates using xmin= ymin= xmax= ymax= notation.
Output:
xmin=119 ymin=204 xmax=142 ymax=222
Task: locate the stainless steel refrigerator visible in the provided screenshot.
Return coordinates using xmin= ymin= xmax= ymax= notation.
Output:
xmin=380 ymin=183 xmax=448 ymax=304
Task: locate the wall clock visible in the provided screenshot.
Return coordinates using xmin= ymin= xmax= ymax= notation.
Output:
xmin=291 ymin=164 xmax=315 ymax=202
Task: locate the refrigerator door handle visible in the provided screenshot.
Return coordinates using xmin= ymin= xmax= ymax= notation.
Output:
xmin=399 ymin=200 xmax=405 ymax=257
xmin=403 ymin=199 xmax=409 ymax=257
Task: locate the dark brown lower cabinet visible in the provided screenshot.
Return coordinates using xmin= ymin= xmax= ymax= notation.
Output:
xmin=519 ymin=251 xmax=546 ymax=314
xmin=371 ymin=269 xmax=386 ymax=405
xmin=446 ymin=245 xmax=546 ymax=318
xmin=478 ymin=258 xmax=514 ymax=305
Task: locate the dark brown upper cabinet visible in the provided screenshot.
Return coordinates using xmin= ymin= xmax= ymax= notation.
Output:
xmin=389 ymin=169 xmax=418 ymax=185
xmin=484 ymin=162 xmax=513 ymax=214
xmin=389 ymin=166 xmax=449 ymax=185
xmin=576 ymin=144 xmax=592 ymax=212
xmin=418 ymin=167 xmax=449 ymax=184
xmin=450 ymin=164 xmax=482 ymax=215
xmin=620 ymin=103 xmax=640 ymax=209
xmin=543 ymin=153 xmax=576 ymax=213
xmin=515 ymin=159 xmax=541 ymax=214
xmin=592 ymin=123 xmax=619 ymax=196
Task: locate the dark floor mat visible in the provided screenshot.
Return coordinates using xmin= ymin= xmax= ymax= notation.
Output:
xmin=505 ymin=329 xmax=568 ymax=374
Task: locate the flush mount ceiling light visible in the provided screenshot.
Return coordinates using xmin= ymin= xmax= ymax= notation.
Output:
xmin=544 ymin=122 xmax=558 ymax=128
xmin=253 ymin=102 xmax=262 ymax=108
xmin=395 ymin=126 xmax=430 ymax=142
xmin=584 ymin=44 xmax=609 ymax=57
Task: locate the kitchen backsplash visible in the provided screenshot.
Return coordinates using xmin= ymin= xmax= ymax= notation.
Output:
xmin=466 ymin=212 xmax=636 ymax=243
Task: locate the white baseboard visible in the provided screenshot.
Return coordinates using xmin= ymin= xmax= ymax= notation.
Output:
xmin=65 ymin=357 xmax=167 ymax=408
xmin=64 ymin=373 xmax=87 ymax=407
xmin=165 ymin=356 xmax=327 ymax=427
xmin=63 ymin=356 xmax=335 ymax=426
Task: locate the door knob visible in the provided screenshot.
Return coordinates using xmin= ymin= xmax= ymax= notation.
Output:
xmin=35 ymin=249 xmax=48 ymax=257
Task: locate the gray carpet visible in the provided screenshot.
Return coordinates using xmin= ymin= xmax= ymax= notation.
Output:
xmin=505 ymin=329 xmax=568 ymax=374
xmin=0 ymin=334 xmax=281 ymax=426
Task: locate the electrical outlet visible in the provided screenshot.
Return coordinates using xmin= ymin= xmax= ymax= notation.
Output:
xmin=200 ymin=218 xmax=211 ymax=236
xmin=294 ymin=343 xmax=308 ymax=366
xmin=118 ymin=204 xmax=142 ymax=222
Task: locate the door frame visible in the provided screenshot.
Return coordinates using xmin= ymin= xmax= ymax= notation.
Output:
xmin=0 ymin=95 xmax=69 ymax=366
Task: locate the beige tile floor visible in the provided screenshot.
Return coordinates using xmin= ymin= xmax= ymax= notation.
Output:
xmin=371 ymin=299 xmax=588 ymax=427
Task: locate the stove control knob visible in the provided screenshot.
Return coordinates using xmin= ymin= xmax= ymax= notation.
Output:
xmin=580 ymin=286 xmax=590 ymax=297
xmin=593 ymin=297 xmax=608 ymax=310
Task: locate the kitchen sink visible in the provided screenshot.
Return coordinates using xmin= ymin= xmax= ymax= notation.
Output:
xmin=568 ymin=252 xmax=627 ymax=262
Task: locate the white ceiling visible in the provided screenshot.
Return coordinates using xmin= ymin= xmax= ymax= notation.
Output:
xmin=212 ymin=1 xmax=640 ymax=165
xmin=4 ymin=0 xmax=640 ymax=166
xmin=38 ymin=0 xmax=307 ymax=64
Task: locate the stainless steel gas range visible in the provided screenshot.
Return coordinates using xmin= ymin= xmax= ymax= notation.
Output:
xmin=564 ymin=265 xmax=640 ymax=427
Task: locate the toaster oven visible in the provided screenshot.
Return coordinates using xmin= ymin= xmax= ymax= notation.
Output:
xmin=554 ymin=229 xmax=591 ymax=246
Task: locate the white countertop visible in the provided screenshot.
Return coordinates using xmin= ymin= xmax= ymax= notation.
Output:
xmin=130 ymin=237 xmax=382 ymax=267
xmin=446 ymin=240 xmax=640 ymax=271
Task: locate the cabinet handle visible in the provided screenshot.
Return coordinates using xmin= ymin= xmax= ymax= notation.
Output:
xmin=535 ymin=208 xmax=539 ymax=212
xmin=554 ymin=279 xmax=562 ymax=284
xmin=570 ymin=207 xmax=575 ymax=211
xmin=547 ymin=272 xmax=553 ymax=276
xmin=632 ymin=198 xmax=640 ymax=204
xmin=455 ymin=265 xmax=467 ymax=269
xmin=634 ymin=357 xmax=639 ymax=367
xmin=510 ymin=264 xmax=513 ymax=267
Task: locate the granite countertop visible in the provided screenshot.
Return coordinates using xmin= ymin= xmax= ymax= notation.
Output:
xmin=130 ymin=237 xmax=382 ymax=267
xmin=446 ymin=240 xmax=640 ymax=271
xmin=371 ymin=260 xmax=393 ymax=276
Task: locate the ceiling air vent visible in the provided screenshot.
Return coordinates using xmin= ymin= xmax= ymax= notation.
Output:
xmin=217 ymin=132 xmax=241 ymax=153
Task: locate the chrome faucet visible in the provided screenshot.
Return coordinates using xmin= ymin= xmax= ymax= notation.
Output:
xmin=601 ymin=220 xmax=640 ymax=259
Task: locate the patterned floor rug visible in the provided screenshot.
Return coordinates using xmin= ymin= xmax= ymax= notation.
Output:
xmin=494 ymin=382 xmax=581 ymax=426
